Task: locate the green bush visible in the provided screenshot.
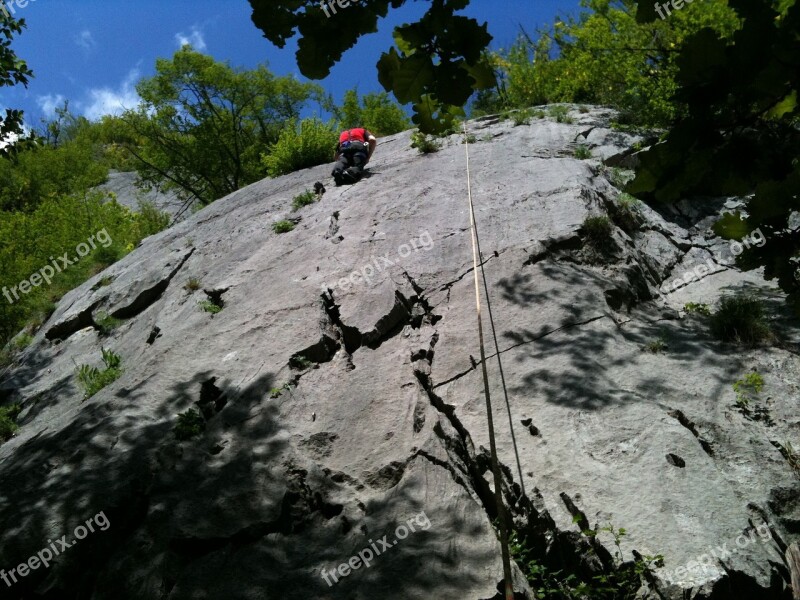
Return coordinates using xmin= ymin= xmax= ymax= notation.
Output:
xmin=410 ymin=131 xmax=441 ymax=154
xmin=0 ymin=404 xmax=21 ymax=443
xmin=710 ymin=295 xmax=772 ymax=345
xmin=174 ymin=408 xmax=205 ymax=441
xmin=336 ymin=89 xmax=411 ymax=136
xmin=582 ymin=215 xmax=615 ymax=254
xmin=262 ymin=118 xmax=337 ymax=178
xmin=612 ymin=193 xmax=642 ymax=233
xmin=548 ymin=105 xmax=574 ymax=124
xmin=292 ymin=190 xmax=317 ymax=211
xmin=272 ymin=220 xmax=295 ymax=234
xmin=574 ymin=144 xmax=592 ymax=159
xmin=134 ymin=200 xmax=171 ymax=238
xmin=76 ymin=348 xmax=123 ymax=399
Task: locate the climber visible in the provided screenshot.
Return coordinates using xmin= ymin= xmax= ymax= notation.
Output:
xmin=332 ymin=127 xmax=376 ymax=185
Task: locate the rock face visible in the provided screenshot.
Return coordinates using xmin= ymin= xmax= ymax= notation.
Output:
xmin=1 ymin=107 xmax=798 ymax=600
xmin=96 ymin=170 xmax=185 ymax=219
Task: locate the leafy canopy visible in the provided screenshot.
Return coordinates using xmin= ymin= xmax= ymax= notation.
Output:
xmin=630 ymin=0 xmax=800 ymax=310
xmin=248 ymin=0 xmax=495 ymax=133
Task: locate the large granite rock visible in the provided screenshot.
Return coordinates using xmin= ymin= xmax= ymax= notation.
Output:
xmin=1 ymin=106 xmax=797 ymax=600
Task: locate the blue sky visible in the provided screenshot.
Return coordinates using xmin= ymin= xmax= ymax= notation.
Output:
xmin=0 ymin=0 xmax=583 ymax=129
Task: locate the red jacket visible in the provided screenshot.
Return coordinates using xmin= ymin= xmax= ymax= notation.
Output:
xmin=339 ymin=128 xmax=372 ymax=144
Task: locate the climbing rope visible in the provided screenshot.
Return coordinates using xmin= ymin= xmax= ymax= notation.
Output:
xmin=462 ymin=121 xmax=516 ymax=600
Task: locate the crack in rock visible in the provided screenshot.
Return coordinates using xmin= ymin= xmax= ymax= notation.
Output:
xmin=668 ymin=409 xmax=715 ymax=456
xmin=112 ymin=248 xmax=196 ymax=320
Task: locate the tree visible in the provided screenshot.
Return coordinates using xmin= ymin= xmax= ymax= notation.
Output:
xmin=629 ymin=0 xmax=800 ymax=310
xmin=0 ymin=13 xmax=33 ymax=152
xmin=248 ymin=0 xmax=496 ymax=133
xmin=475 ymin=0 xmax=739 ymax=126
xmin=118 ymin=47 xmax=323 ymax=206
xmin=335 ymin=88 xmax=411 ymax=135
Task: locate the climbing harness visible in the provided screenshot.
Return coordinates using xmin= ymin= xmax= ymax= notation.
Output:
xmin=462 ymin=122 xmax=521 ymax=600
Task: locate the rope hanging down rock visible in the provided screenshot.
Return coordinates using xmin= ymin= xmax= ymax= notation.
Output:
xmin=462 ymin=121 xmax=518 ymax=600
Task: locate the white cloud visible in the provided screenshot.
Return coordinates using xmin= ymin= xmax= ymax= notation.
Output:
xmin=175 ymin=26 xmax=206 ymax=51
xmin=36 ymin=94 xmax=66 ymax=117
xmin=82 ymin=69 xmax=141 ymax=121
xmin=75 ymin=29 xmax=96 ymax=51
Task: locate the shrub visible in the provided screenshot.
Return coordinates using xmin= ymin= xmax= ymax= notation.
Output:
xmin=272 ymin=220 xmax=295 ymax=234
xmin=0 ymin=404 xmax=21 ymax=443
xmin=574 ymin=145 xmax=592 ymax=159
xmin=292 ymin=190 xmax=317 ymax=211
xmin=710 ymin=295 xmax=772 ymax=344
xmin=582 ymin=215 xmax=615 ymax=254
xmin=174 ymin=408 xmax=205 ymax=441
xmin=410 ymin=131 xmax=441 ymax=154
xmin=76 ymin=348 xmax=123 ymax=399
xmin=684 ymin=302 xmax=711 ymax=316
xmin=644 ymin=338 xmax=667 ymax=354
xmin=262 ymin=118 xmax=338 ymax=178
xmin=548 ymin=105 xmax=573 ymax=124
xmin=134 ymin=200 xmax=171 ymax=238
xmin=12 ymin=333 xmax=34 ymax=350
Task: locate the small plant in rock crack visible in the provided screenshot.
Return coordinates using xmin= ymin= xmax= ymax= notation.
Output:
xmin=76 ymin=348 xmax=123 ymax=400
xmin=644 ymin=337 xmax=667 ymax=354
xmin=272 ymin=220 xmax=295 ymax=234
xmin=174 ymin=408 xmax=205 ymax=441
xmin=269 ymin=382 xmax=294 ymax=399
xmin=605 ymin=167 xmax=635 ymax=189
xmin=732 ymin=371 xmax=773 ymax=425
xmin=184 ymin=277 xmax=202 ymax=292
xmin=612 ymin=193 xmax=642 ymax=233
xmin=578 ymin=105 xmax=590 ymax=114
xmin=198 ymin=300 xmax=222 ymax=314
xmin=292 ymin=189 xmax=317 ymax=211
xmin=733 ymin=371 xmax=764 ymax=411
xmin=94 ymin=312 xmax=123 ymax=335
xmin=574 ymin=145 xmax=592 ymax=159
xmin=684 ymin=302 xmax=711 ymax=316
xmin=509 ymin=523 xmax=662 ymax=600
xmin=289 ymin=355 xmax=314 ymax=370
xmin=548 ymin=105 xmax=574 ymax=124
xmin=410 ymin=131 xmax=441 ymax=154
xmin=0 ymin=404 xmax=22 ymax=443
xmin=461 ymin=133 xmax=478 ymax=144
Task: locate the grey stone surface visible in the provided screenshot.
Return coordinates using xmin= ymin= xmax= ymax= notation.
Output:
xmin=0 ymin=107 xmax=798 ymax=600
xmin=96 ymin=170 xmax=185 ymax=219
